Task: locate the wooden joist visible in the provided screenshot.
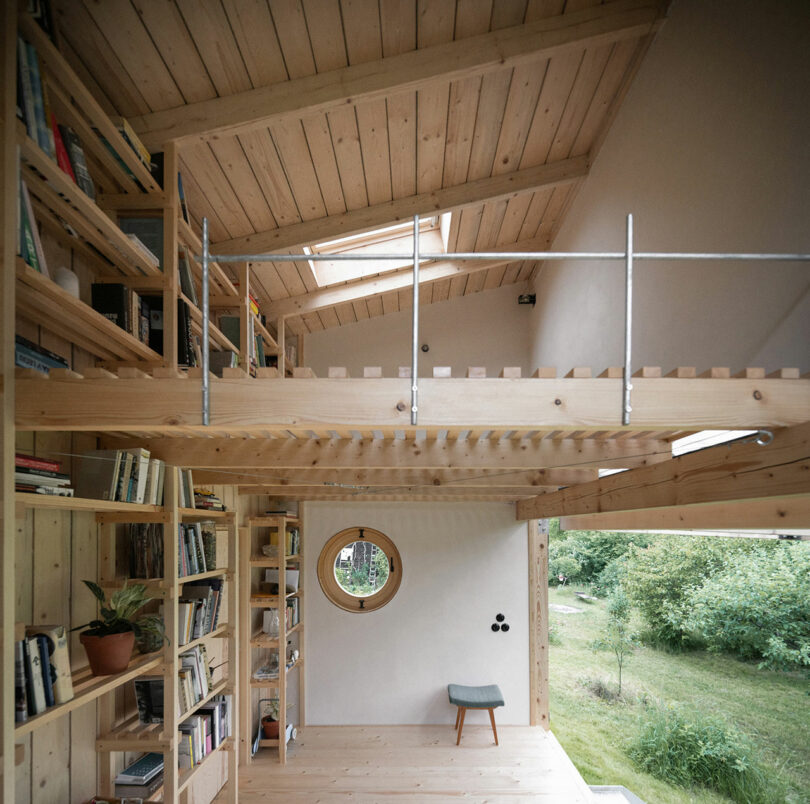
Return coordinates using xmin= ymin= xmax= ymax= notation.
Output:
xmin=516 ymin=421 xmax=810 ymax=520
xmin=131 ymin=0 xmax=665 ymax=149
xmin=559 ymin=495 xmax=810 ymax=532
xmin=15 ymin=377 xmax=810 ymax=434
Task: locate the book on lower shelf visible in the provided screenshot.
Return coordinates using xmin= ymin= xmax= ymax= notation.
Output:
xmin=15 ymin=335 xmax=68 ymax=377
xmin=179 ymin=695 xmax=232 ymax=770
xmin=91 ymin=283 xmax=151 ymax=345
xmin=14 ymin=449 xmax=73 ymax=496
xmin=74 ymin=449 xmax=165 ymax=504
xmin=15 ymin=623 xmax=74 ymax=722
xmin=115 ymin=751 xmax=164 ymax=785
xmin=178 ymin=579 xmax=223 ymax=646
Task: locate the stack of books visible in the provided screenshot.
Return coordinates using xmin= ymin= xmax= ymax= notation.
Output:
xmin=15 ymin=624 xmax=74 ymax=722
xmin=193 ymin=488 xmax=225 ymax=511
xmin=179 ymin=695 xmax=232 ymax=770
xmin=91 ymin=283 xmax=151 ymax=346
xmin=15 ymin=335 xmax=68 ymax=377
xmin=178 ymin=579 xmax=223 ymax=646
xmin=75 ymin=448 xmax=165 ymax=504
xmin=113 ymin=751 xmax=164 ymax=801
xmin=15 ymin=452 xmax=73 ymax=496
xmin=178 ymin=522 xmax=216 ymax=578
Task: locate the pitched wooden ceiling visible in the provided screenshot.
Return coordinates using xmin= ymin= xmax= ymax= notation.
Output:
xmin=56 ymin=0 xmax=667 ymax=335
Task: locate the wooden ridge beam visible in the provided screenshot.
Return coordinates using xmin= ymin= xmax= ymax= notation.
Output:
xmin=213 ymin=159 xmax=586 ymax=256
xmin=108 ymin=436 xmax=667 ymax=471
xmin=132 ymin=0 xmax=664 ymax=150
xmin=192 ymin=467 xmax=597 ymax=487
xmin=517 ymin=421 xmax=810 ymax=520
xmin=16 ymin=378 xmax=810 ymax=434
xmin=559 ymin=495 xmax=810 ymax=532
xmin=262 ymin=237 xmax=550 ymax=318
xmin=239 ymin=492 xmax=523 ymax=503
xmin=237 ymin=485 xmax=541 ymax=499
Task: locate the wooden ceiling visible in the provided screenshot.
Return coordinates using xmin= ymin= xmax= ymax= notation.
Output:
xmin=57 ymin=0 xmax=667 ymax=334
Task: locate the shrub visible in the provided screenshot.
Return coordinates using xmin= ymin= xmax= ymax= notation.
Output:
xmin=622 ymin=536 xmax=728 ymax=647
xmin=628 ymin=704 xmax=786 ymax=803
xmin=683 ymin=543 xmax=810 ymax=671
xmin=590 ymin=588 xmax=637 ymax=694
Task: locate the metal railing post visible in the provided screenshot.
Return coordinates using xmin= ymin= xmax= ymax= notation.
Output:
xmin=622 ymin=213 xmax=633 ymax=426
xmin=411 ymin=214 xmax=420 ymax=426
xmin=202 ymin=216 xmax=210 ymax=426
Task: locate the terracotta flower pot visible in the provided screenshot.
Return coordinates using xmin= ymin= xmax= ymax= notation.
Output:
xmin=80 ymin=631 xmax=135 ymax=675
xmin=262 ymin=716 xmax=279 ymax=739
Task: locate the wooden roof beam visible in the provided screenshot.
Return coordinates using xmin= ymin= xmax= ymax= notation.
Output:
xmin=104 ymin=436 xmax=670 ymax=471
xmin=261 ymin=236 xmax=550 ymax=318
xmin=559 ymin=495 xmax=810 ymax=532
xmin=516 ymin=421 xmax=810 ymax=519
xmin=213 ymin=157 xmax=587 ymax=256
xmin=131 ymin=0 xmax=666 ymax=150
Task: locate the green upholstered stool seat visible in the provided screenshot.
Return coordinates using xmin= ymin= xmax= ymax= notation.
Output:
xmin=447 ymin=683 xmax=504 ymax=709
xmin=447 ymin=683 xmax=504 ymax=745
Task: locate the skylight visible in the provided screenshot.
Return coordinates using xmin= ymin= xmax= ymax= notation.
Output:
xmin=306 ymin=214 xmax=449 ymax=288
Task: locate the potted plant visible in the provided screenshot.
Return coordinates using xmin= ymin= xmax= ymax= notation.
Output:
xmin=261 ymin=698 xmax=281 ymax=739
xmin=74 ymin=581 xmax=166 ymax=675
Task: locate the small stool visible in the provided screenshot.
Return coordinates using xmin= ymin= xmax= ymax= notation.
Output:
xmin=447 ymin=683 xmax=504 ymax=745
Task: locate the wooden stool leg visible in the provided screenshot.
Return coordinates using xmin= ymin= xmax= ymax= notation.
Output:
xmin=488 ymin=708 xmax=499 ymax=746
xmin=454 ymin=707 xmax=461 ymax=730
xmin=456 ymin=708 xmax=466 ymax=745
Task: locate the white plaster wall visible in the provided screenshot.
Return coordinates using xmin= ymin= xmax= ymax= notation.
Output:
xmin=528 ymin=0 xmax=810 ymax=374
xmin=303 ymin=502 xmax=530 ymax=725
xmin=304 ymin=281 xmax=533 ymax=377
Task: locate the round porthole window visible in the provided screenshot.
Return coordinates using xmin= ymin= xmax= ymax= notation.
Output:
xmin=317 ymin=527 xmax=402 ymax=612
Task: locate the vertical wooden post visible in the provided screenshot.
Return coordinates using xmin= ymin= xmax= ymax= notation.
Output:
xmin=162 ymin=142 xmax=180 ymax=370
xmin=276 ymin=318 xmax=285 ymax=378
xmin=239 ymin=524 xmax=251 ymax=765
xmin=238 ymin=264 xmax=250 ymax=371
xmin=278 ymin=518 xmax=287 ymax=764
xmin=226 ymin=509 xmax=239 ymax=799
xmin=163 ymin=468 xmax=180 ymax=800
xmin=96 ymin=522 xmax=116 ymax=796
xmin=298 ymin=506 xmax=305 ymax=729
xmin=1 ymin=2 xmax=18 ymax=796
xmin=528 ymin=518 xmax=550 ymax=729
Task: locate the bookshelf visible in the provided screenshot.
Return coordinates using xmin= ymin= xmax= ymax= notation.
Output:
xmin=11 ymin=468 xmax=239 ymax=802
xmin=241 ymin=514 xmax=304 ymax=765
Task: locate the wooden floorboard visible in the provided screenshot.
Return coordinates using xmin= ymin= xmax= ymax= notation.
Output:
xmin=226 ymin=725 xmax=594 ymax=802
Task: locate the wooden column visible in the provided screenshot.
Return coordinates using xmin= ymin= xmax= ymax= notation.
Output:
xmin=162 ymin=142 xmax=179 ymax=369
xmin=276 ymin=318 xmax=285 ymax=378
xmin=163 ymin=468 xmax=180 ymax=800
xmin=528 ymin=518 xmax=550 ymax=729
xmin=238 ymin=524 xmax=251 ymax=765
xmin=226 ymin=510 xmax=239 ymax=797
xmin=238 ymin=264 xmax=250 ymax=370
xmin=1 ymin=1 xmax=18 ymax=796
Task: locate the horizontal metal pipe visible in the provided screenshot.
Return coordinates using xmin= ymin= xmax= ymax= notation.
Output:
xmin=206 ymin=250 xmax=810 ymax=264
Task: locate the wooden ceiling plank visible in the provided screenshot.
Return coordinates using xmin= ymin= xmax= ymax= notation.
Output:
xmin=222 ymin=0 xmax=290 ymax=87
xmin=274 ymin=260 xmax=310 ymax=298
xmin=302 ymin=0 xmax=348 ymax=71
xmin=56 ymin=25 xmax=118 ymax=117
xmin=269 ymin=0 xmax=318 ymax=79
xmin=302 ymin=115 xmax=349 ymax=215
xmin=455 ymin=0 xmax=495 ymax=38
xmin=300 ymin=311 xmax=325 ymax=333
xmin=270 ymin=119 xmax=329 ymax=221
xmin=475 ymin=200 xmax=509 ymax=249
xmin=352 ymin=300 xmax=371 ymax=321
xmin=327 ymin=107 xmax=370 ymax=210
xmin=177 ymin=157 xmax=230 ymax=243
xmin=317 ymin=306 xmax=341 ymax=330
xmin=491 ymin=0 xmax=529 ymax=28
xmin=132 ymin=0 xmax=666 ymax=148
xmin=517 ymin=186 xmax=555 ymax=241
xmin=535 ymin=183 xmax=573 ymax=242
xmin=380 ymin=0 xmax=417 ymax=57
xmin=334 ymin=302 xmax=358 ymax=327
xmin=386 ymin=92 xmax=418 ymax=199
xmin=559 ymin=496 xmax=810 ymax=533
xmin=262 ymin=235 xmax=548 ymax=316
xmin=121 ymin=434 xmax=670 ymax=470
xmin=466 ymin=69 xmax=513 ymax=180
xmin=366 ymin=295 xmax=384 ymax=318
xmin=238 ymin=130 xmax=301 ymax=228
xmin=483 ymin=262 xmax=508 ymax=290
xmin=251 ymin=263 xmax=290 ymax=301
xmin=517 ymin=422 xmax=810 ymax=519
xmin=448 ymin=272 xmax=469 ymax=299
xmin=214 ymin=153 xmax=587 ymax=253
xmin=131 ymin=0 xmax=217 ymax=104
xmin=443 ymin=75 xmax=483 ymax=187
xmin=463 ymin=269 xmax=488 ymax=296
xmin=356 ymin=99 xmax=394 ymax=205
xmin=82 ymin=0 xmax=184 ymax=111
xmin=381 ymin=291 xmax=400 ymax=316
xmin=432 ymin=278 xmax=451 ymax=302
xmin=416 ymin=85 xmax=451 ymax=193
xmin=343 ymin=0 xmax=384 ymax=63
xmin=453 ymin=206 xmax=485 ymax=251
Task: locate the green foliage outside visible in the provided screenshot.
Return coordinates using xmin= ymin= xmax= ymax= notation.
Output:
xmin=682 ymin=545 xmax=810 ymax=670
xmin=548 ymin=586 xmax=809 ymax=803
xmin=590 ymin=588 xmax=637 ymax=695
xmin=628 ymin=704 xmax=788 ymax=804
xmin=334 ymin=544 xmax=390 ymax=596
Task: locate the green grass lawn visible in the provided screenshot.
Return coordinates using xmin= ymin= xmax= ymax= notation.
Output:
xmin=548 ymin=586 xmax=810 ymax=804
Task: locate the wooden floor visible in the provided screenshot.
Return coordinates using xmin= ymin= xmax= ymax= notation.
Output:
xmin=225 ymin=725 xmax=594 ymax=802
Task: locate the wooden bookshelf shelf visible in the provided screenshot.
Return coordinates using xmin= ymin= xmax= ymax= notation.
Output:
xmin=249 ymin=658 xmax=302 ymax=688
xmin=19 ymin=138 xmax=160 ymax=277
xmin=96 ymin=712 xmax=171 ymax=752
xmin=250 ymin=622 xmax=302 ymax=648
xmin=182 ymin=624 xmax=229 ymax=653
xmin=15 ymin=492 xmax=164 ymax=514
xmin=248 ymin=516 xmax=301 ymax=526
xmin=178 ymin=736 xmax=235 ymax=795
xmin=249 ymin=553 xmax=301 ymax=567
xmin=179 ymin=508 xmax=232 ymax=521
xmin=180 ymin=291 xmax=240 ymax=354
xmin=252 ymin=314 xmax=280 ymax=355
xmin=16 ymin=259 xmax=162 ymax=363
xmin=250 ymin=590 xmax=301 ymax=608
xmin=179 ymin=567 xmax=230 ymax=585
xmin=15 ymin=652 xmax=163 ymax=738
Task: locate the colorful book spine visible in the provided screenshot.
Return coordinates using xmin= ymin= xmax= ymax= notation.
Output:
xmin=24 ymin=42 xmax=52 ymax=157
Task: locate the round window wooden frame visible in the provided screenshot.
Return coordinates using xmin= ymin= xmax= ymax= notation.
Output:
xmin=317 ymin=527 xmax=402 ymax=613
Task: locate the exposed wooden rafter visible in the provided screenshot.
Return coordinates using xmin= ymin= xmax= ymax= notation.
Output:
xmin=212 ymin=158 xmax=588 ymax=255
xmin=131 ymin=0 xmax=666 ymax=150
xmin=516 ymin=421 xmax=810 ymax=519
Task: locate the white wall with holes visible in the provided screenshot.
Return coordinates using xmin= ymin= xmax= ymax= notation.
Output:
xmin=303 ymin=501 xmax=530 ymax=725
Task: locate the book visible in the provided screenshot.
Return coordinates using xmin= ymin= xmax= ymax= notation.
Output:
xmin=20 ymin=179 xmax=49 ymax=277
xmin=178 ymin=172 xmax=190 ymax=224
xmin=15 ymin=640 xmax=28 ymax=723
xmin=15 ymin=470 xmax=71 ymax=487
xmin=118 ymin=217 xmax=163 ymax=269
xmin=115 ymin=770 xmax=164 ymax=801
xmin=26 ymin=625 xmax=74 ymax=705
xmin=201 ymin=523 xmax=216 ymax=571
xmin=34 ymin=635 xmax=54 ymax=708
xmin=178 ymin=245 xmax=198 ymax=305
xmin=15 ymin=335 xmax=68 ymax=375
xmin=51 ymin=114 xmax=77 ymax=182
xmin=59 ymin=124 xmax=96 ymax=199
xmin=126 ymin=447 xmax=151 ymax=504
xmin=24 ymin=636 xmax=47 ymax=715
xmin=17 ymin=37 xmax=37 ymax=142
xmin=114 ymin=751 xmax=164 ymax=784
xmin=25 ymin=41 xmax=53 ymax=158
xmin=91 ymin=283 xmax=130 ymax=332
xmin=133 ymin=677 xmax=164 ymax=725
xmin=16 ymin=452 xmax=60 ymax=472
xmin=126 ymin=233 xmax=160 ymax=268
xmin=111 ymin=115 xmax=152 ymax=166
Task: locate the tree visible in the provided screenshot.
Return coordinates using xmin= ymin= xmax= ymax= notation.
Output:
xmin=592 ymin=588 xmax=637 ymax=695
